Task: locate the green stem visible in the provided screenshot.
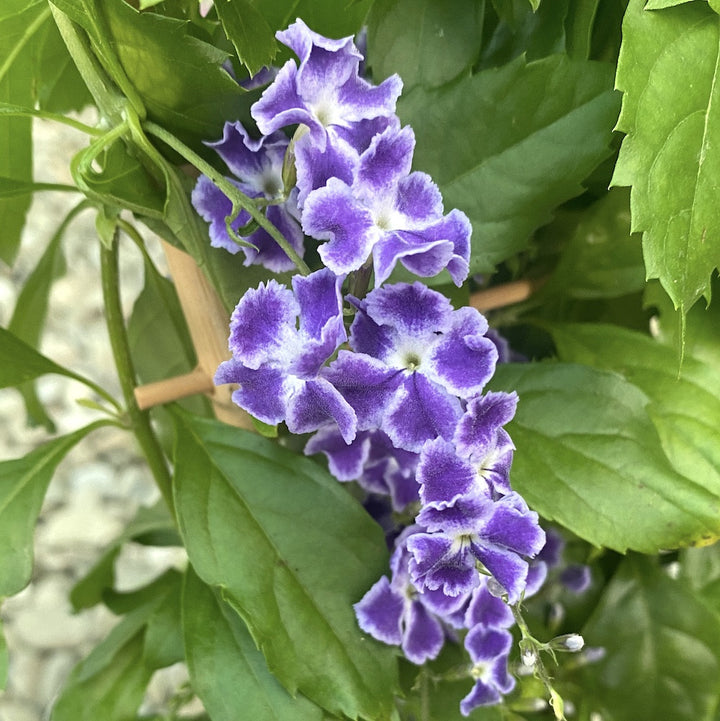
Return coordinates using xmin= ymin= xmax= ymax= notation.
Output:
xmin=49 ymin=6 xmax=127 ymax=124
xmin=1 ymin=183 xmax=80 ymax=198
xmin=0 ymin=103 xmax=103 ymax=136
xmin=100 ymin=236 xmax=176 ymax=520
xmin=140 ymin=119 xmax=311 ymax=276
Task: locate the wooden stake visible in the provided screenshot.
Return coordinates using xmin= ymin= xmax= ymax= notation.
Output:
xmin=133 ymin=242 xmax=252 ymax=429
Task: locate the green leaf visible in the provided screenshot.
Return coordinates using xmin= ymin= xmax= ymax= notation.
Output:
xmin=71 ymin=139 xmax=167 ymax=219
xmin=33 ymin=10 xmax=93 ymax=112
xmin=70 ymin=501 xmax=178 ymax=611
xmin=183 ymin=567 xmax=324 ymax=721
xmin=483 ymin=0 xmax=569 ymax=66
xmin=564 ymin=0 xmax=600 ymax=58
xmin=143 ymin=578 xmax=185 ymax=670
xmin=51 ymin=0 xmax=246 ymax=139
xmin=213 ymin=0 xmax=276 ymax=77
xmin=0 ymin=423 xmax=104 ymax=596
xmin=172 ymin=412 xmax=399 ymax=721
xmin=540 ymin=188 xmax=645 ymax=300
xmin=489 ymin=362 xmax=720 ymax=552
xmin=582 ymin=555 xmax=720 ymax=721
xmin=400 ymin=53 xmax=620 ymax=274
xmin=613 ymin=0 xmax=720 ymax=312
xmin=0 ymin=325 xmax=94 ymax=389
xmin=127 ymin=250 xmax=196 ymax=384
xmin=680 ymin=544 xmax=720 ymax=618
xmin=367 ymin=0 xmax=484 ymax=91
xmin=550 ymin=322 xmax=720 ymax=546
xmin=51 ymin=575 xmax=180 ymax=721
xmin=0 ymin=0 xmax=46 ymax=265
xmin=216 ymin=0 xmax=372 ymax=76
xmin=645 ymin=0 xmax=695 ymax=8
xmin=8 ymin=202 xmax=85 ymax=431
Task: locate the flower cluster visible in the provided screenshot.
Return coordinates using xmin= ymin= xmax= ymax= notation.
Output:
xmin=194 ymin=18 xmax=548 ymax=716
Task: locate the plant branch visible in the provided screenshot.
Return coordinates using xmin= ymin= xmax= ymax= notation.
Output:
xmin=100 ymin=235 xmax=175 ymax=520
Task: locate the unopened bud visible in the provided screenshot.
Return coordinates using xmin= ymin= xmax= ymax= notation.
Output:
xmin=551 ymin=633 xmax=584 ymax=652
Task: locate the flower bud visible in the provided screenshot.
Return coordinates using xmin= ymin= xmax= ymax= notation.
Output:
xmin=550 ymin=633 xmax=585 ymax=652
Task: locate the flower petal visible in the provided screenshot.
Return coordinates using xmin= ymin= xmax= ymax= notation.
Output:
xmin=302 ymin=177 xmax=377 ymax=273
xmin=402 ymin=601 xmax=445 ymax=664
xmin=354 ymin=575 xmax=404 ymax=645
xmin=226 ymin=280 xmax=299 ymax=368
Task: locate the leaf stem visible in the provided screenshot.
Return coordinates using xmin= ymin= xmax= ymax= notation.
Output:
xmin=140 ymin=119 xmax=311 ymax=276
xmin=100 ymin=235 xmax=176 ymax=521
xmin=0 ymin=103 xmax=103 ymax=135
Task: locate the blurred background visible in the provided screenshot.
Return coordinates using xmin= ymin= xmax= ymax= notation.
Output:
xmin=0 ymin=115 xmax=193 ymax=721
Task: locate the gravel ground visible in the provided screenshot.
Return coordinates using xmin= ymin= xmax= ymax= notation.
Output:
xmin=0 ymin=116 xmax=195 ymax=720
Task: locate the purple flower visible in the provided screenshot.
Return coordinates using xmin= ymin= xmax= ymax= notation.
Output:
xmin=302 ymin=124 xmax=471 ymax=285
xmin=408 ymin=492 xmax=545 ymax=603
xmin=460 ymin=627 xmax=515 ymax=715
xmin=560 ymin=564 xmax=592 ymax=594
xmin=215 ymin=269 xmax=356 ymax=441
xmin=191 ymin=122 xmax=303 ymax=272
xmin=252 ymin=18 xmax=402 ymax=151
xmin=354 ymin=528 xmax=467 ymax=664
xmin=324 ymin=282 xmax=498 ymax=452
xmin=305 ymin=427 xmax=420 ymax=511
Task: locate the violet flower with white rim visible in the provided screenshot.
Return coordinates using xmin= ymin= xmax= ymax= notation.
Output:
xmin=302 ymin=123 xmax=471 ymax=285
xmin=461 ymin=627 xmax=516 ymax=715
xmin=418 ymin=391 xmax=518 ymax=507
xmin=305 ymin=427 xmax=420 ymax=511
xmin=323 ymin=282 xmax=498 ymax=453
xmin=408 ymin=492 xmax=546 ymax=603
xmin=214 ymin=268 xmax=357 ymax=441
xmin=354 ymin=527 xmax=469 ymax=664
xmin=252 ymin=18 xmax=403 ymax=151
xmin=191 ymin=121 xmax=303 ymax=272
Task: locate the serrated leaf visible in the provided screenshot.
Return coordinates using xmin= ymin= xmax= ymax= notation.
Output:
xmin=213 ymin=0 xmax=276 ymax=76
xmin=400 ymin=53 xmax=620 ymax=274
xmin=582 ymin=555 xmax=720 ymax=721
xmin=171 ymin=411 xmax=399 ymax=721
xmin=70 ymin=501 xmax=178 ymax=611
xmin=0 ymin=423 xmax=102 ymax=596
xmin=613 ymin=0 xmax=720 ymax=312
xmin=183 ymin=567 xmax=324 ymax=721
xmin=367 ymin=0 xmax=484 ymax=91
xmin=540 ymin=188 xmax=645 ymax=300
xmin=0 ymin=0 xmax=46 ymax=265
xmin=489 ymin=362 xmax=720 ymax=552
xmin=212 ymin=0 xmax=373 ymax=75
xmin=550 ymin=322 xmax=720 ymax=546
